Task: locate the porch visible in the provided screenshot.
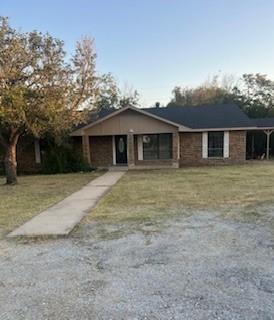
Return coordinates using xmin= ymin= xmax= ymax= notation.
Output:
xmin=246 ymin=129 xmax=274 ymax=160
xmin=81 ymin=133 xmax=180 ymax=169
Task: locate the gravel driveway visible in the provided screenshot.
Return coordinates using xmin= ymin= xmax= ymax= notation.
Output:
xmin=0 ymin=211 xmax=274 ymax=320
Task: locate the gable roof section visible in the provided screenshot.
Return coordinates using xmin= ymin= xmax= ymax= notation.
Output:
xmin=145 ymin=103 xmax=255 ymax=129
xmin=71 ymin=106 xmax=185 ymax=136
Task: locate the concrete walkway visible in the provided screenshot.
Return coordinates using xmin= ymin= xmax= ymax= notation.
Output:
xmin=8 ymin=171 xmax=125 ymax=238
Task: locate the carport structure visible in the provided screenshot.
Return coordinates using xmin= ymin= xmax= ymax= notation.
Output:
xmin=247 ymin=118 xmax=274 ymax=160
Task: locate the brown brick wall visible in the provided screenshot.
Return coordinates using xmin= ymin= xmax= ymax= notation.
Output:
xmin=0 ymin=139 xmax=40 ymax=174
xmin=6 ymin=136 xmax=41 ymax=174
xmin=179 ymin=132 xmax=203 ymax=165
xmin=90 ymin=136 xmax=113 ymax=167
xmin=127 ymin=134 xmax=135 ymax=168
xmin=229 ymin=131 xmax=246 ymax=162
xmin=179 ymin=131 xmax=247 ymax=166
xmin=71 ymin=136 xmax=82 ymax=154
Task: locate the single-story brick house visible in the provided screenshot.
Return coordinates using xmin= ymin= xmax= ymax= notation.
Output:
xmin=2 ymin=103 xmax=274 ymax=173
xmin=70 ymin=103 xmax=274 ymax=168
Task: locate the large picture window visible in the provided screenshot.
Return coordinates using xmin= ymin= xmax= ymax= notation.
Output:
xmin=208 ymin=131 xmax=224 ymax=157
xmin=143 ymin=134 xmax=172 ymax=160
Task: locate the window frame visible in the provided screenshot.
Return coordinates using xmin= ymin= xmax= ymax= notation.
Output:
xmin=142 ymin=133 xmax=172 ymax=160
xmin=207 ymin=131 xmax=224 ymax=158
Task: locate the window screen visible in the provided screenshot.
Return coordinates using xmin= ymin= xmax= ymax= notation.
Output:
xmin=208 ymin=131 xmax=224 ymax=157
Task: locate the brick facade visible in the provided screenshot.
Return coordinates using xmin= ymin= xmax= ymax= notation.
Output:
xmin=82 ymin=135 xmax=91 ymax=164
xmin=229 ymin=131 xmax=246 ymax=162
xmin=179 ymin=131 xmax=246 ymax=166
xmin=0 ymin=130 xmax=247 ymax=174
xmin=179 ymin=132 xmax=203 ymax=165
xmin=17 ymin=141 xmax=41 ymax=173
xmin=89 ymin=136 xmax=113 ymax=167
xmin=127 ymin=134 xmax=135 ymax=168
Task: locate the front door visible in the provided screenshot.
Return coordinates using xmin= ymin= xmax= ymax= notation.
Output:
xmin=115 ymin=135 xmax=127 ymax=164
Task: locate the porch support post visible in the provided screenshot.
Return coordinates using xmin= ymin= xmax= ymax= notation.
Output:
xmin=264 ymin=130 xmax=273 ymax=160
xmin=82 ymin=135 xmax=91 ymax=165
xmin=127 ymin=133 xmax=135 ymax=168
xmin=172 ymin=132 xmax=179 ymax=168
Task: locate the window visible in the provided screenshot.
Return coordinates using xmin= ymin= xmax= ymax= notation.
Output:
xmin=143 ymin=134 xmax=172 ymax=160
xmin=143 ymin=134 xmax=158 ymax=160
xmin=208 ymin=131 xmax=224 ymax=157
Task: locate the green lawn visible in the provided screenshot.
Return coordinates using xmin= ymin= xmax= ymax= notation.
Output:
xmin=0 ymin=171 xmax=102 ymax=236
xmin=84 ymin=163 xmax=274 ymax=225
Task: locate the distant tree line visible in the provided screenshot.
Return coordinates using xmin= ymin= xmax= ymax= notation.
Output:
xmin=168 ymin=73 xmax=274 ymax=119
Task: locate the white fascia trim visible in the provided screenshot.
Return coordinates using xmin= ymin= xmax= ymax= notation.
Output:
xmin=179 ymin=126 xmax=258 ymax=132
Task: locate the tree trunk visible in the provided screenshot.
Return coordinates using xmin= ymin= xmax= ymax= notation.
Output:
xmin=4 ymin=138 xmax=19 ymax=185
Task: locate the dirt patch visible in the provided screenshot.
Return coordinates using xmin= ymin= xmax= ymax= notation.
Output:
xmin=0 ymin=211 xmax=274 ymax=319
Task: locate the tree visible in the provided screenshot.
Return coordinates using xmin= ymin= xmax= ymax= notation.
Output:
xmin=0 ymin=17 xmax=98 ymax=184
xmin=119 ymin=84 xmax=139 ymax=108
xmin=232 ymin=73 xmax=274 ymax=118
xmin=95 ymin=74 xmax=139 ymax=110
xmin=169 ymin=74 xmax=235 ymax=107
xmin=169 ymin=73 xmax=274 ymax=119
xmin=94 ymin=73 xmax=120 ymax=111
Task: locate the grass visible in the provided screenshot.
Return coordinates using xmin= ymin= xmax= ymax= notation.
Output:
xmin=84 ymin=163 xmax=274 ymax=225
xmin=0 ymin=171 xmax=102 ymax=236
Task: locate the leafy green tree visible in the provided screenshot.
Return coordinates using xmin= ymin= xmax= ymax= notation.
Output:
xmin=95 ymin=74 xmax=139 ymax=110
xmin=168 ymin=75 xmax=235 ymax=107
xmin=0 ymin=17 xmax=97 ymax=184
xmin=232 ymin=73 xmax=274 ymax=118
xmin=169 ymin=73 xmax=274 ymax=119
xmin=95 ymin=73 xmax=120 ymax=111
xmin=119 ymin=84 xmax=139 ymax=108
xmin=169 ymin=75 xmax=234 ymax=106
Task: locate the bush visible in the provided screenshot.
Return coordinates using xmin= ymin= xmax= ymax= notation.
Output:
xmin=42 ymin=144 xmax=93 ymax=174
xmin=0 ymin=160 xmax=4 ymax=176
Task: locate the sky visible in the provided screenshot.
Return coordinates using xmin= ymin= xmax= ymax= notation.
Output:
xmin=1 ymin=0 xmax=274 ymax=107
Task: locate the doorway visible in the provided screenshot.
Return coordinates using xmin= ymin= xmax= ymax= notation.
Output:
xmin=115 ymin=135 xmax=127 ymax=164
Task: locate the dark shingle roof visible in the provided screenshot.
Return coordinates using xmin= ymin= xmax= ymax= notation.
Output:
xmin=76 ymin=103 xmax=257 ymax=131
xmin=144 ymin=103 xmax=254 ymax=129
xmin=252 ymin=118 xmax=274 ymax=128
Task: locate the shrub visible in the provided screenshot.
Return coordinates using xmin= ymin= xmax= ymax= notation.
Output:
xmin=42 ymin=143 xmax=93 ymax=174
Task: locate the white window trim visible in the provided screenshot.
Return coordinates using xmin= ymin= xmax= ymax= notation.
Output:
xmin=204 ymin=131 xmax=229 ymax=159
xmin=137 ymin=135 xmax=143 ymax=160
xmin=223 ymin=131 xmax=229 ymax=158
xmin=202 ymin=132 xmax=208 ymax=159
xmin=112 ymin=136 xmax=116 ymax=165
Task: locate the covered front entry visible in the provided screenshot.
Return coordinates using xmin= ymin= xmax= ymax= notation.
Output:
xmin=114 ymin=135 xmax=127 ymax=164
xmin=78 ymin=107 xmax=181 ymax=168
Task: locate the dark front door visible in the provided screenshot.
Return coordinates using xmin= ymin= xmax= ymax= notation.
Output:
xmin=115 ymin=135 xmax=127 ymax=164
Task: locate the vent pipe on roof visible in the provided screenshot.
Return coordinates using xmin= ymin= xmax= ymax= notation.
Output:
xmin=155 ymin=102 xmax=160 ymax=108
